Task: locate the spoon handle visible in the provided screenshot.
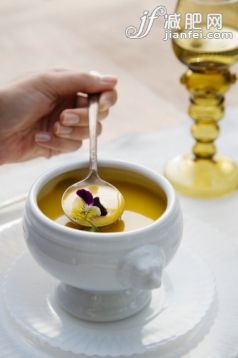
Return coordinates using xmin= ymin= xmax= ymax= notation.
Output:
xmin=89 ymin=94 xmax=99 ymax=175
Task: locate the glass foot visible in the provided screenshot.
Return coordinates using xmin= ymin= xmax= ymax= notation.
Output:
xmin=164 ymin=154 xmax=238 ymax=198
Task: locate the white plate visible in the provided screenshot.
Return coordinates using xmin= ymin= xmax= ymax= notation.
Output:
xmin=0 ymin=219 xmax=215 ymax=358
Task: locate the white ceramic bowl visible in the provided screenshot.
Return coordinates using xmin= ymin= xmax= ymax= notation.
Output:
xmin=23 ymin=160 xmax=183 ymax=322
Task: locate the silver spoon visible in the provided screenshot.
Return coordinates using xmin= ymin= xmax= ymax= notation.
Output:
xmin=62 ymin=94 xmax=125 ymax=229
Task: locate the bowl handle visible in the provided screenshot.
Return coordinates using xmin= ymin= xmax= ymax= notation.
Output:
xmin=117 ymin=245 xmax=165 ymax=290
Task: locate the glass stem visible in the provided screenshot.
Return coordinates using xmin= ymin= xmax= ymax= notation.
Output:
xmin=181 ymin=68 xmax=236 ymax=160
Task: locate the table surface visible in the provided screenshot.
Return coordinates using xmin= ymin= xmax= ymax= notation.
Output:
xmin=1 ymin=1 xmax=238 ymax=357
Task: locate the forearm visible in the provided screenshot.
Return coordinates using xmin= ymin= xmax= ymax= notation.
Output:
xmin=0 ymin=87 xmax=24 ymax=164
xmin=0 ymin=89 xmax=9 ymax=164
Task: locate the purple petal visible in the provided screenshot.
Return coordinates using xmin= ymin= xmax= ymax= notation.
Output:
xmin=76 ymin=189 xmax=94 ymax=205
xmin=93 ymin=197 xmax=108 ymax=216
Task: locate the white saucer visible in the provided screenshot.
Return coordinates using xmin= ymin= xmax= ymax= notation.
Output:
xmin=2 ymin=244 xmax=215 ymax=357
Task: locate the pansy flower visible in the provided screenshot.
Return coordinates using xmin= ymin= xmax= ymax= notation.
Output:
xmin=76 ymin=189 xmax=107 ymax=217
xmin=70 ymin=189 xmax=107 ymax=230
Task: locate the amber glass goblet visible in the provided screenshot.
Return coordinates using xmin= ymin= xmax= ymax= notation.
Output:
xmin=164 ymin=0 xmax=238 ymax=197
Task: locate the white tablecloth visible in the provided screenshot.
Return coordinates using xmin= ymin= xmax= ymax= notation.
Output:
xmin=1 ymin=107 xmax=238 ymax=357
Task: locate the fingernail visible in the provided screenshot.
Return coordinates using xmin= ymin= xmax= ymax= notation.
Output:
xmin=100 ymin=74 xmax=117 ymax=84
xmin=57 ymin=124 xmax=73 ymax=136
xmin=100 ymin=99 xmax=111 ymax=111
xmin=63 ymin=113 xmax=80 ymax=125
xmin=35 ymin=132 xmax=51 ymax=142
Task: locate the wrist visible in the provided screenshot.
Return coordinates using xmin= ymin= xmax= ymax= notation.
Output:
xmin=0 ymin=87 xmax=8 ymax=125
xmin=0 ymin=152 xmax=8 ymax=165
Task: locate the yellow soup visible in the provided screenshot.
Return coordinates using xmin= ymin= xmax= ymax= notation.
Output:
xmin=38 ymin=170 xmax=167 ymax=233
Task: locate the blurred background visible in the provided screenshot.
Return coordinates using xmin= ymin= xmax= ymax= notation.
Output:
xmin=2 ymin=0 xmax=237 ymax=142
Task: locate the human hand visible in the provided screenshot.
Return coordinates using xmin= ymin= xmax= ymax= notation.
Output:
xmin=0 ymin=70 xmax=117 ymax=164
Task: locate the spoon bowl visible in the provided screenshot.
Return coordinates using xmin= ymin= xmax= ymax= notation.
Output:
xmin=62 ymin=174 xmax=125 ymax=227
xmin=62 ymin=94 xmax=125 ymax=229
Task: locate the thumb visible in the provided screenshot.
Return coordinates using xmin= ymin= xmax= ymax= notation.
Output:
xmin=36 ymin=70 xmax=118 ymax=97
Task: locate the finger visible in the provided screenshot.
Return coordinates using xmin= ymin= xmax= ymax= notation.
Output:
xmin=60 ymin=108 xmax=109 ymax=127
xmin=45 ymin=149 xmax=61 ymax=159
xmin=29 ymin=141 xmax=61 ymax=160
xmin=35 ymin=132 xmax=82 ymax=153
xmin=76 ymin=93 xmax=88 ymax=108
xmin=54 ymin=122 xmax=102 ymax=140
xmin=41 ymin=148 xmax=61 ymax=159
xmin=39 ymin=70 xmax=118 ymax=97
xmin=99 ymin=89 xmax=117 ymax=111
xmin=76 ymin=89 xmax=117 ymax=111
